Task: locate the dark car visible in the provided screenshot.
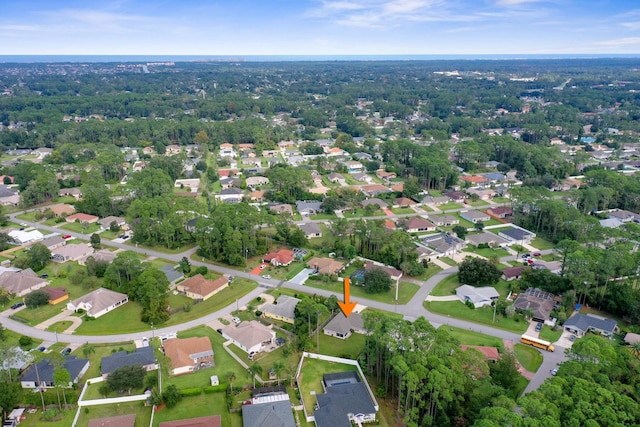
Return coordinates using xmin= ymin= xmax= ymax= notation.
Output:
xmin=39 ymin=274 xmax=48 ymax=279
xmin=37 ymin=346 xmax=46 ymax=352
xmin=10 ymin=302 xmax=24 ymax=310
xmin=61 ymin=347 xmax=71 ymax=355
xmin=533 ymin=252 xmax=542 ymax=257
xmin=569 ymin=335 xmax=577 ymax=342
xmin=535 ymin=322 xmax=543 ymax=332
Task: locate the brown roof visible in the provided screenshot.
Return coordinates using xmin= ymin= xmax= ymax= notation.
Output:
xmin=179 ymin=274 xmax=228 ymax=298
xmin=88 ymin=414 xmax=136 ymax=427
xmin=502 ymin=265 xmax=528 ymax=279
xmin=163 ymin=337 xmax=213 ymax=371
xmin=0 ymin=269 xmax=45 ymax=295
xmin=488 ymin=206 xmax=513 ymax=216
xmin=405 ymin=217 xmax=435 ymax=230
xmin=307 ymin=257 xmax=345 ymax=275
xmin=48 ymin=203 xmax=76 ymax=216
xmin=42 ymin=287 xmax=68 ymax=301
xmin=364 ymin=261 xmax=402 ymax=279
xmin=66 ymin=213 xmax=99 ymax=223
xmin=263 ymin=249 xmax=295 ymax=265
xmin=394 ymin=197 xmax=413 ymax=207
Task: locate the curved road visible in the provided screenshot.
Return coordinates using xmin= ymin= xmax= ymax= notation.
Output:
xmin=1 ymin=211 xmax=565 ymax=392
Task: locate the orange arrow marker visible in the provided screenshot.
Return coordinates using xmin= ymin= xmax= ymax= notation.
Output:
xmin=338 ymin=278 xmax=357 ymax=318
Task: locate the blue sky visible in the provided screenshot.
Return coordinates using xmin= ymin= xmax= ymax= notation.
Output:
xmin=0 ymin=0 xmax=639 ymax=55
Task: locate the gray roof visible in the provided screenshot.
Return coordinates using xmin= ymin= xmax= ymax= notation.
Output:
xmin=460 ymin=210 xmax=490 ymax=220
xmin=261 ymin=295 xmax=301 ymax=321
xmin=361 ymin=198 xmax=388 ymax=208
xmin=101 ymin=346 xmax=155 ymax=376
xmin=498 ymin=227 xmax=534 ymax=241
xmin=241 ymin=400 xmax=295 ymax=427
xmin=0 ymin=185 xmax=17 ymax=198
xmin=160 ymin=264 xmax=184 ymax=283
xmin=41 ymin=235 xmax=65 ymax=248
xmin=22 ymin=355 xmax=89 ymax=383
xmin=564 ymin=313 xmax=617 ymax=335
xmin=297 ymin=222 xmax=322 ymax=236
xmin=456 ymin=285 xmax=499 ymax=304
xmin=315 ymin=383 xmax=376 ymax=427
xmin=220 ymin=187 xmax=243 ymax=195
xmin=421 ymin=233 xmax=463 ymax=254
xmin=324 ymin=312 xmax=364 ymax=336
xmin=295 ymin=200 xmax=322 ymax=213
xmin=466 ymin=232 xmax=508 ymax=246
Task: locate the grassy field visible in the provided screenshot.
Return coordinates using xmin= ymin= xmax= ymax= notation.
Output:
xmin=425 ymin=300 xmax=529 ymax=334
xmin=153 ymin=393 xmax=242 ymax=427
xmin=445 ymin=326 xmax=505 ymax=349
xmin=430 ymin=273 xmax=460 ymax=296
xmin=304 ymin=278 xmax=419 ymax=305
xmin=407 ymin=264 xmax=443 ymax=281
xmin=18 ymin=409 xmax=76 ymax=427
xmin=513 ymin=343 xmax=544 ymax=372
xmin=539 ymin=326 xmax=563 ymax=343
xmin=390 ymin=207 xmax=414 ymax=215
xmin=467 ymin=200 xmax=490 ymax=207
xmin=298 ymin=357 xmax=359 ymax=416
xmin=312 ymin=333 xmax=366 ymax=359
xmin=76 ymin=401 xmax=152 ymax=427
xmin=73 ymin=342 xmax=137 ymax=379
xmin=74 ymin=279 xmax=257 ymax=334
xmin=439 ymin=257 xmax=457 ymax=266
xmin=464 ymin=246 xmax=510 ymax=259
xmin=531 ymin=237 xmax=556 ymax=250
xmin=60 ymin=221 xmax=101 ymax=234
xmin=438 ymin=202 xmax=464 ymax=211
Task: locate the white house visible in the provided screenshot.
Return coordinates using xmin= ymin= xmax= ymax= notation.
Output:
xmin=66 ymin=288 xmax=128 ymax=318
xmin=9 ymin=229 xmax=44 ymax=244
xmin=221 ymin=321 xmax=276 ymax=355
xmin=455 ymin=285 xmax=499 ymax=308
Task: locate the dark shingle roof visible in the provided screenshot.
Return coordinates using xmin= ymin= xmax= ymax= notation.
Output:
xmin=22 ymin=355 xmax=89 ymax=383
xmin=564 ymin=313 xmax=617 ymax=334
xmin=101 ymin=346 xmax=155 ymax=376
xmin=241 ymin=400 xmax=295 ymax=427
xmin=314 ymin=383 xmax=376 ymax=427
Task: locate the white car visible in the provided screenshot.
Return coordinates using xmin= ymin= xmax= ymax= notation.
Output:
xmin=232 ymin=317 xmax=241 ymax=324
xmin=262 ymin=274 xmax=271 ymax=279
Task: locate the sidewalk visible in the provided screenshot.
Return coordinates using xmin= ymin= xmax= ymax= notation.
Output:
xmin=35 ymin=309 xmax=82 ymax=334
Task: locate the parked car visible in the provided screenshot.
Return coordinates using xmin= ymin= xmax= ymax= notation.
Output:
xmin=10 ymin=302 xmax=24 ymax=310
xmin=248 ymin=351 xmax=256 ymax=360
xmin=39 ymin=274 xmax=48 ymax=279
xmin=521 ymin=253 xmax=531 ymax=259
xmin=551 ymin=368 xmax=558 ymax=376
xmin=62 ymin=234 xmax=72 ymax=239
xmin=569 ymin=335 xmax=577 ymax=342
xmin=37 ymin=346 xmax=46 ymax=352
xmin=262 ymin=274 xmax=271 ymax=279
xmin=61 ymin=347 xmax=71 ymax=355
xmin=535 ymin=322 xmax=543 ymax=332
xmin=259 ymin=264 xmax=266 ymax=270
xmin=533 ymin=252 xmax=542 ymax=257
xmin=232 ymin=317 xmax=241 ymax=324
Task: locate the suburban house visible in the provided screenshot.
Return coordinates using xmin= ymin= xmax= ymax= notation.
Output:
xmin=345 ymin=161 xmax=364 ymax=173
xmin=422 ymin=195 xmax=450 ymax=206
xmin=296 ymin=200 xmax=322 ymax=216
xmin=497 ymin=227 xmax=536 ymax=244
xmin=160 ymin=264 xmax=184 ymax=285
xmin=513 ymin=288 xmax=557 ymax=323
xmin=323 ymin=312 xmax=366 ymax=339
xmin=455 ymin=285 xmax=499 ymax=308
xmin=376 ymin=170 xmax=396 ymax=181
xmin=47 ymin=203 xmax=76 ymax=217
xmin=466 ymin=188 xmax=495 ymax=200
xmin=42 ymin=287 xmax=69 ymax=305
xmin=160 ymin=416 xmax=221 ymax=427
xmin=328 ymin=173 xmax=346 ymax=184
xmin=268 ymin=203 xmax=294 ymax=215
xmin=98 ymin=216 xmax=126 ymax=231
xmin=314 ymin=371 xmax=378 ymax=427
xmin=404 ymin=217 xmax=436 ymax=233
xmin=88 ymin=414 xmax=136 ymax=427
xmin=221 ymin=321 xmax=276 ymax=354
xmin=297 ymin=222 xmax=322 ymax=238
xmin=460 ymin=210 xmax=491 ymax=224
xmin=176 ymin=274 xmax=229 ymax=301
xmin=429 ymin=215 xmax=459 ymax=227
xmin=607 ymin=209 xmax=638 ymax=223
xmin=446 ymin=191 xmax=467 ymax=202
xmin=502 ymin=265 xmax=529 ymax=281
xmin=0 ymin=269 xmax=47 ymax=297
xmin=460 ymin=175 xmax=489 ymax=187
xmin=364 ymin=261 xmax=403 ymax=281
xmin=563 ymin=313 xmax=618 ymax=338
xmin=242 ymin=400 xmax=295 ymax=427
xmin=162 ymin=336 xmax=214 ymax=375
xmin=460 ymin=345 xmax=500 ymax=362
xmin=245 ymin=176 xmax=270 ymax=188
xmin=58 ymin=187 xmax=83 ymax=200
xmin=486 ymin=206 xmax=513 ymax=219
xmin=215 ymin=188 xmax=243 ymax=204
xmin=101 ymin=346 xmax=158 ymax=378
xmin=421 ymin=233 xmax=464 ymax=257
xmin=307 ymin=257 xmax=345 ymax=276
xmin=9 ymin=229 xmax=44 ymax=244
xmin=360 ymin=198 xmax=388 ymax=209
xmin=263 ymin=249 xmax=295 ymax=267
xmin=51 ymin=243 xmax=94 ymax=263
xmin=393 ymin=197 xmax=415 ymax=208
xmin=351 ymin=172 xmax=372 ymax=183
xmin=0 ymin=186 xmax=19 ymax=206
xmin=261 ymin=295 xmax=301 ymax=324
xmin=21 ymin=356 xmax=90 ymax=389
xmin=66 ymin=288 xmax=129 ymax=318
xmin=360 ymin=184 xmax=391 ymax=197
xmin=65 ymin=213 xmax=99 ymax=224
xmin=41 ymin=235 xmax=66 ymax=250
xmin=81 ymin=249 xmax=117 ymax=266
xmin=466 ymin=232 xmax=508 ymax=248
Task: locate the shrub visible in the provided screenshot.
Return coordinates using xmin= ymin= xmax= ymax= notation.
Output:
xmin=179 ymin=387 xmax=203 ymax=397
xmin=204 ymin=384 xmax=228 ymax=394
xmin=18 ymin=335 xmax=33 ymax=347
xmin=465 ymin=300 xmax=475 ymax=310
xmin=255 ymin=310 xmax=262 ymax=317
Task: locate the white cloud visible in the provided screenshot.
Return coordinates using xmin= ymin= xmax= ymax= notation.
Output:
xmin=495 ymin=0 xmax=545 ymax=5
xmin=595 ymin=37 xmax=640 ymax=47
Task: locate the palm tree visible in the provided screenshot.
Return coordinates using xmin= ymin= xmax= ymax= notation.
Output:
xmin=271 ymin=361 xmax=285 ymax=385
xmin=630 ymin=342 xmax=640 ymax=359
xmin=226 ymin=371 xmax=236 ymax=393
xmin=247 ymin=363 xmax=263 ymax=389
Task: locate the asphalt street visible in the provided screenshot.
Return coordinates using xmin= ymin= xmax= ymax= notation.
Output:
xmin=1 ymin=210 xmax=566 ymax=393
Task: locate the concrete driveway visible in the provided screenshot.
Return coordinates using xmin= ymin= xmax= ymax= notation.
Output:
xmin=290 ymin=268 xmax=314 ymax=285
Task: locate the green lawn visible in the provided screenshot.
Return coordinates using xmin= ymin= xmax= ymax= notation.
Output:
xmin=467 ymin=200 xmax=490 ymax=207
xmin=74 ymin=342 xmax=137 ymax=379
xmin=446 ymin=326 xmax=504 ymax=349
xmin=430 ymin=273 xmax=460 ymax=296
xmin=513 ymin=343 xmax=544 ymax=372
xmin=18 ymin=409 xmax=76 ymax=427
xmin=463 ymin=246 xmax=510 ymax=259
xmin=438 ymin=202 xmax=464 ymax=211
xmin=424 ymin=300 xmax=529 ymax=334
xmin=390 ymin=207 xmax=414 ymax=215
xmin=304 ymin=278 xmax=419 ymax=305
xmin=76 ymin=401 xmax=152 ymax=427
xmin=60 ymin=221 xmax=101 ymax=234
xmin=539 ymin=326 xmax=563 ymax=343
xmin=46 ymin=321 xmax=73 ymax=332
xmin=407 ymin=264 xmax=443 ymax=281
xmin=309 ymin=213 xmax=336 ymax=220
xmin=531 ymin=237 xmax=556 ymax=250
xmin=312 ymin=333 xmax=367 ymax=359
xmin=439 ymin=257 xmax=458 ymax=266
xmin=75 ymin=279 xmax=257 ymax=334
xmin=492 ymin=197 xmax=510 ymax=203
xmin=298 ymin=357 xmax=359 ymax=415
xmin=162 ymin=326 xmax=251 ymax=391
xmin=153 ymin=392 xmax=242 ymax=427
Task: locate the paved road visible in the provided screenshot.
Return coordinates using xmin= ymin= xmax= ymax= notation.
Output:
xmin=2 ymin=210 xmax=565 ymax=393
